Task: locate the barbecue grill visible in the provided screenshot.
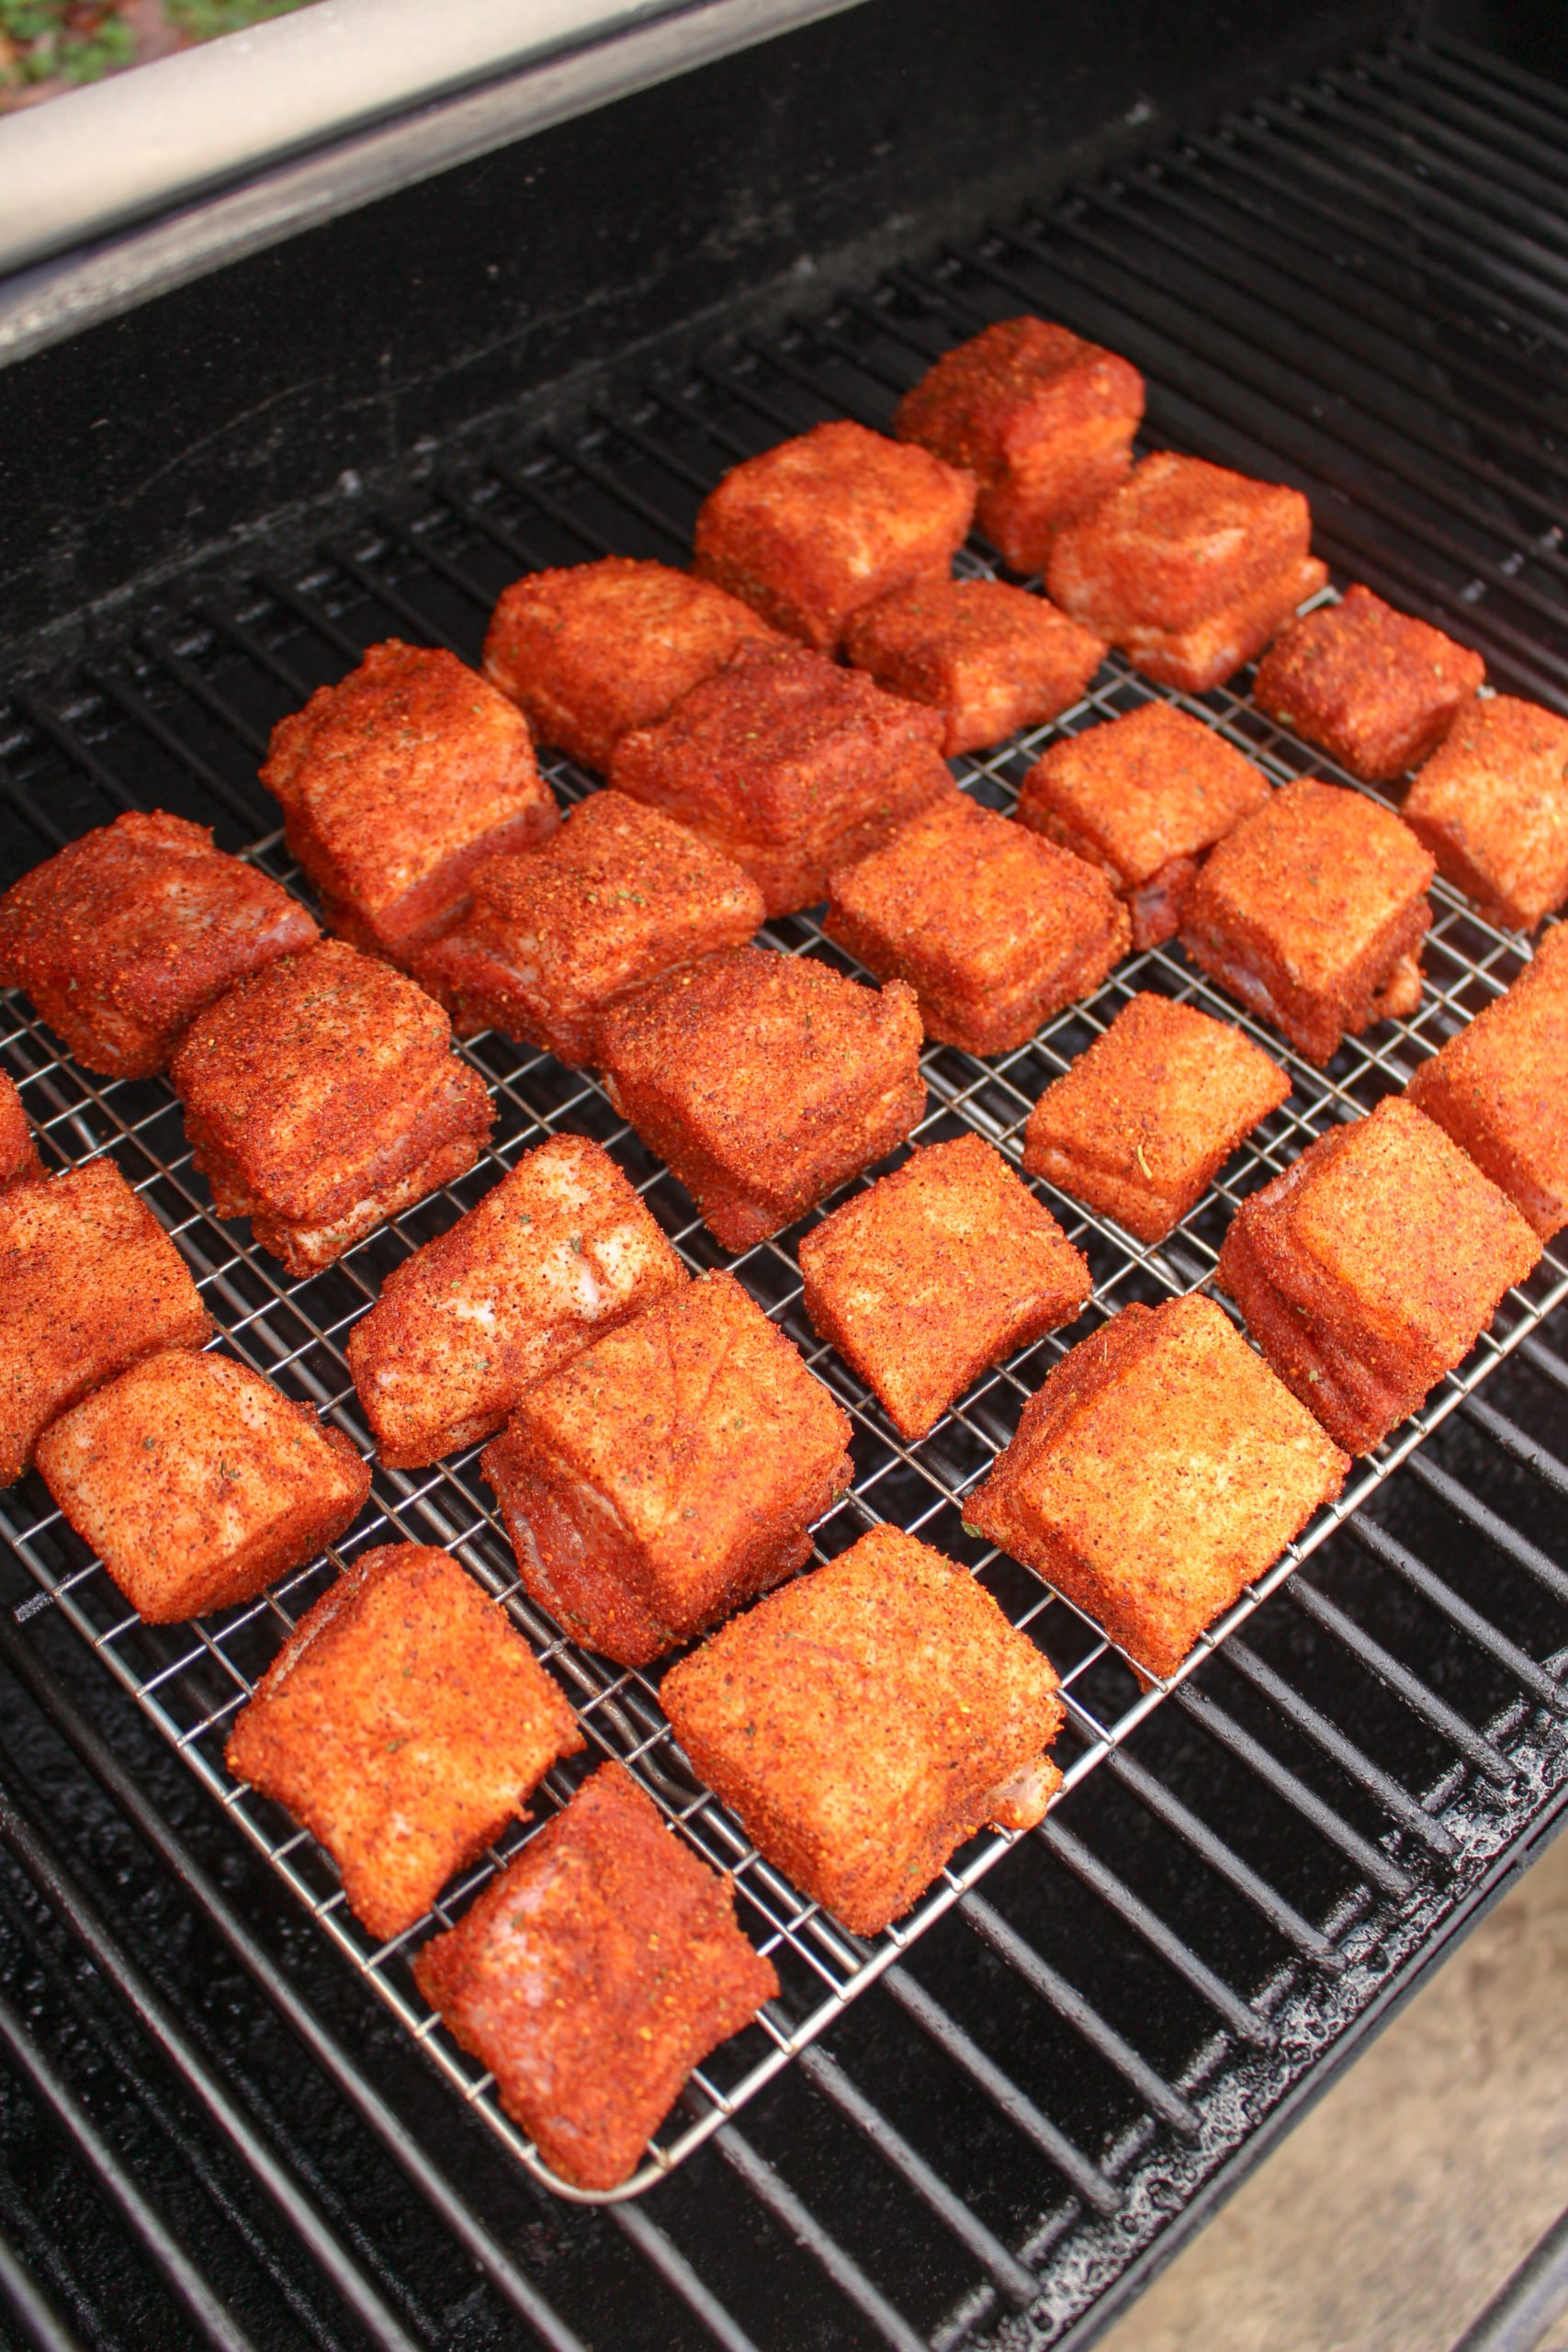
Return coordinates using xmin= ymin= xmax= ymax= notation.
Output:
xmin=2 ymin=5 xmax=1567 ymax=2346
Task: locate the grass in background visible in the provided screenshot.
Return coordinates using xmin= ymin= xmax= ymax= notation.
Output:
xmin=0 ymin=0 xmax=314 ymax=105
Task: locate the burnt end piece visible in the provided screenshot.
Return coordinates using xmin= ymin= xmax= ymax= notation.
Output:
xmin=842 ymin=577 xmax=1105 ymax=756
xmin=1403 ymin=695 xmax=1568 ymax=933
xmin=0 ymin=1075 xmax=41 ymax=1193
xmin=1404 ymin=930 xmax=1568 ymax=1240
xmin=1253 ymin=584 xmax=1484 ymax=783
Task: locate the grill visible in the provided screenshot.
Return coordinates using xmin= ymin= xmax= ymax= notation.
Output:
xmin=1 ymin=18 xmax=1567 ymax=2351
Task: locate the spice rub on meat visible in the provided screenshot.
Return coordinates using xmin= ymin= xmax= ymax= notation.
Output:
xmin=693 ymin=419 xmax=975 ymax=654
xmin=1216 ymin=1097 xmax=1541 ymax=1456
xmin=414 ymin=792 xmax=764 ymax=1064
xmin=799 ymin=1136 xmax=1090 ymax=1441
xmin=597 ymin=944 xmax=925 ymax=1250
xmin=227 ymin=1543 xmax=583 ymax=1943
xmin=0 ymin=810 xmax=318 ymax=1080
xmin=842 ymin=576 xmax=1104 ymax=755
xmin=1404 ymin=695 xmax=1568 ymax=934
xmin=0 ymin=1074 xmax=40 ymax=1193
xmin=1404 ymin=930 xmax=1568 ymax=1240
xmin=661 ymin=1524 xmax=1065 ymax=1937
xmin=348 ymin=1133 xmax=687 ymax=1469
xmin=609 ymin=640 xmax=958 ymax=919
xmin=262 ymin=641 xmax=557 ymax=964
xmin=170 ymin=939 xmax=493 ymax=1275
xmin=1022 ymin=993 xmax=1290 ymax=1246
xmin=1016 ymin=702 xmax=1271 ymax=950
xmin=38 ymin=1350 xmax=369 ymax=1623
xmin=482 ymin=557 xmax=782 ymax=773
xmin=824 ymin=795 xmax=1129 ymax=1057
xmin=1253 ymin=584 xmax=1484 ymax=784
xmin=1179 ymin=778 xmax=1435 ymax=1066
xmin=966 ymin=1294 xmax=1348 ymax=1680
xmin=0 ymin=1160 xmax=210 ymax=1487
xmin=413 ymin=1762 xmax=776 ymax=2191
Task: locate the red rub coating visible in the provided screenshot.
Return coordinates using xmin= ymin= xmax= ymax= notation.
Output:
xmin=37 ymin=1350 xmax=369 ymax=1623
xmin=609 ymin=640 xmax=957 ymax=918
xmin=262 ymin=641 xmax=558 ymax=962
xmin=482 ymin=558 xmax=782 ymax=773
xmin=0 ymin=1075 xmax=41 ymax=1193
xmin=1022 ymin=994 xmax=1290 ymax=1245
xmin=693 ymin=419 xmax=976 ymax=653
xmin=0 ymin=810 xmax=319 ymax=1080
xmin=1253 ymin=585 xmax=1484 ymax=783
xmin=170 ymin=939 xmax=493 ymax=1275
xmin=661 ymin=1524 xmax=1065 ymax=1937
xmin=1180 ymin=778 xmax=1435 ymax=1066
xmin=1404 ymin=929 xmax=1568 ymax=1240
xmin=482 ymin=1270 xmax=851 ymax=1668
xmin=412 ymin=1762 xmax=777 ymax=2191
xmin=597 ymin=944 xmax=925 ymax=1250
xmin=227 ymin=1544 xmax=583 ymax=1943
xmin=893 ymin=317 xmax=1145 ymax=572
xmin=0 ymin=1160 xmax=211 ymax=1487
xmin=1403 ymin=695 xmax=1568 ymax=933
xmin=1215 ymin=1098 xmax=1541 ymax=1456
xmin=842 ymin=577 xmax=1105 ymax=754
xmin=799 ymin=1136 xmax=1090 ymax=1441
xmin=413 ymin=792 xmax=764 ymax=1065
xmin=1016 ymin=702 xmax=1271 ymax=950
xmin=966 ymin=1295 xmax=1349 ymax=1680
xmin=824 ymin=796 xmax=1129 ymax=1056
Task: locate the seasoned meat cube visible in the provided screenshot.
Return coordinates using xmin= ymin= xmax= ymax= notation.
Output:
xmin=348 ymin=1133 xmax=687 ymax=1469
xmin=38 ymin=1351 xmax=369 ymax=1623
xmin=967 ymin=1295 xmax=1348 ymax=1679
xmin=824 ymin=796 xmax=1129 ymax=1056
xmin=1403 ymin=695 xmax=1568 ymax=933
xmin=1254 ymin=584 xmax=1484 ymax=783
xmin=1016 ymin=702 xmax=1271 ymax=949
xmin=693 ymin=419 xmax=975 ymax=653
xmin=170 ymin=939 xmax=493 ymax=1275
xmin=1022 ymin=993 xmax=1290 ymax=1245
xmin=262 ymin=641 xmax=557 ymax=961
xmin=226 ymin=1543 xmax=583 ymax=1942
xmin=481 ymin=1270 xmax=852 ymax=1668
xmin=597 ymin=944 xmax=925 ymax=1250
xmin=661 ymin=1524 xmax=1065 ymax=1936
xmin=0 ymin=810 xmax=318 ymax=1080
xmin=799 ymin=1136 xmax=1090 ymax=1440
xmin=1180 ymin=778 xmax=1435 ymax=1065
xmin=1216 ymin=1098 xmax=1541 ymax=1455
xmin=0 ymin=1161 xmax=210 ymax=1487
xmin=894 ymin=315 xmax=1145 ymax=573
xmin=0 ymin=1075 xmax=41 ymax=1193
xmin=482 ymin=558 xmax=781 ymax=773
xmin=413 ymin=792 xmax=764 ymax=1064
xmin=609 ymin=640 xmax=957 ymax=918
xmin=1405 ymin=930 xmax=1568 ymax=1238
xmin=842 ymin=578 xmax=1104 ymax=755
xmin=413 ymin=1762 xmax=776 ymax=2190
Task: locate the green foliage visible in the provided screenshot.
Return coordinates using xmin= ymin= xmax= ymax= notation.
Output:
xmin=165 ymin=0 xmax=313 ymax=36
xmin=0 ymin=0 xmax=315 ymax=93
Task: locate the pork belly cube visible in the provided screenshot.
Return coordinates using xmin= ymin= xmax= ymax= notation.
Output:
xmin=693 ymin=419 xmax=976 ymax=654
xmin=1254 ymin=584 xmax=1484 ymax=784
xmin=609 ymin=641 xmax=957 ymax=918
xmin=967 ymin=1295 xmax=1348 ymax=1680
xmin=894 ymin=316 xmax=1145 ymax=573
xmin=1046 ymin=452 xmax=1326 ymax=693
xmin=262 ymin=641 xmax=558 ymax=962
xmin=1215 ymin=1098 xmax=1541 ymax=1455
xmin=1403 ymin=695 xmax=1568 ymax=933
xmin=37 ymin=1351 xmax=369 ymax=1623
xmin=0 ymin=1075 xmax=41 ymax=1193
xmin=1022 ymin=994 xmax=1290 ymax=1245
xmin=842 ymin=578 xmax=1105 ymax=755
xmin=1016 ymin=702 xmax=1271 ymax=949
xmin=170 ymin=939 xmax=493 ymax=1275
xmin=413 ymin=1762 xmax=776 ymax=2190
xmin=413 ymin=792 xmax=764 ymax=1063
xmin=1405 ymin=933 xmax=1568 ymax=1239
xmin=823 ymin=796 xmax=1129 ymax=1057
xmin=482 ymin=558 xmax=782 ymax=773
xmin=597 ymin=944 xmax=925 ymax=1250
xmin=662 ymin=1524 xmax=1065 ymax=1936
xmin=348 ymin=1133 xmax=687 ymax=1469
xmin=0 ymin=811 xmax=319 ymax=1080
xmin=0 ymin=1161 xmax=210 ymax=1487
xmin=226 ymin=1543 xmax=583 ymax=1942
xmin=1179 ymin=778 xmax=1435 ymax=1065
xmin=799 ymin=1136 xmax=1090 ymax=1440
